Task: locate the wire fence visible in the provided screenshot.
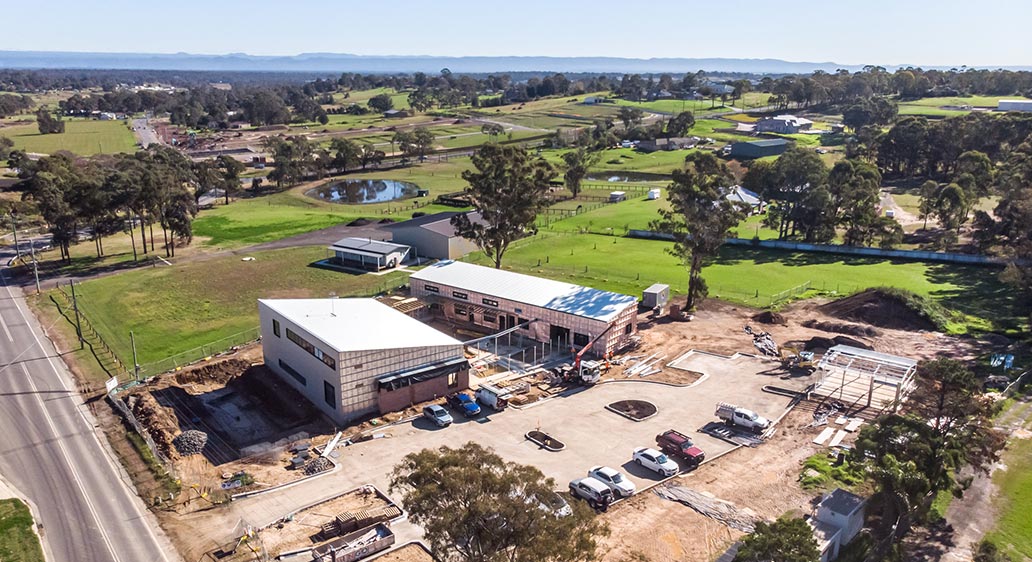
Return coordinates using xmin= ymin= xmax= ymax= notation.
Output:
xmin=62 ymin=274 xmax=409 ymax=384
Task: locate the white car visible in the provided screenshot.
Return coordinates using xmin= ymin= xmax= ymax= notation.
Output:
xmin=588 ymin=466 xmax=636 ymax=498
xmin=632 ymin=447 xmax=679 ymax=477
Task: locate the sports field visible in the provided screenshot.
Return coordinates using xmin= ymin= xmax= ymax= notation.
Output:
xmin=0 ymin=119 xmax=137 ymax=155
xmin=462 ymin=232 xmax=1014 ymax=333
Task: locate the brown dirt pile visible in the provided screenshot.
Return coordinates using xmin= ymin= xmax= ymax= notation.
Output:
xmin=125 ymin=393 xmax=180 ymax=459
xmin=819 ymin=289 xmax=937 ymax=332
xmin=173 ymin=359 xmax=251 ymax=386
xmin=752 ymin=311 xmax=787 ymax=325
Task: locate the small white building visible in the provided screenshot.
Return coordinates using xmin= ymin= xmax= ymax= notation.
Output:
xmin=998 ymin=99 xmax=1032 ymax=112
xmin=328 ymin=238 xmax=410 ymax=271
xmin=810 ymin=488 xmax=867 ymax=562
xmin=258 ymin=298 xmax=468 ymax=425
xmin=410 ymin=261 xmax=639 ymax=357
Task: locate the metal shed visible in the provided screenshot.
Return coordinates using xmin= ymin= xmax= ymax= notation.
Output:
xmin=642 ymin=284 xmax=670 ymax=309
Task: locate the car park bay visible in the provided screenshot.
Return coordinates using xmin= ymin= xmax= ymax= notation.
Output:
xmin=221 ymin=362 xmax=808 ymax=532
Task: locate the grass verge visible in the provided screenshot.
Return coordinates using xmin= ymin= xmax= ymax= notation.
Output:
xmin=0 ymin=498 xmax=44 ymax=562
xmin=799 ymin=453 xmax=865 ymax=490
xmin=984 ymin=433 xmax=1032 ymax=558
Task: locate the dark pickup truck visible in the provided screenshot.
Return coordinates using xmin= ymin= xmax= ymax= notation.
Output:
xmin=656 ymin=429 xmax=705 ymax=468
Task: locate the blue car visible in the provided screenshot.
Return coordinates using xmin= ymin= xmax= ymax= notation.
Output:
xmin=447 ymin=393 xmax=482 ymax=417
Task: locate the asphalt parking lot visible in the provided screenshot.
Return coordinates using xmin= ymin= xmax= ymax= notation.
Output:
xmin=229 ymin=351 xmax=815 ymax=530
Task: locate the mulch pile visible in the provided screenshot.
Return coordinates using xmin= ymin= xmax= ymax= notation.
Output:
xmin=819 ymin=289 xmax=937 ymax=331
xmin=347 ymin=218 xmax=372 ymax=226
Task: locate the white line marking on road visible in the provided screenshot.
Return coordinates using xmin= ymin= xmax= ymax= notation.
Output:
xmin=0 ymin=310 xmax=14 ymax=342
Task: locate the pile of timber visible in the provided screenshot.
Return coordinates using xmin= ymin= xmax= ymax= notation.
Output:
xmin=319 ymin=505 xmax=402 ymax=539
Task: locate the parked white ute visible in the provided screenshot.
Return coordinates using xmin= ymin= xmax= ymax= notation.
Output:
xmin=587 ymin=466 xmax=636 ymax=498
xmin=568 ymin=477 xmax=614 ymax=508
xmin=632 ymin=447 xmax=679 ymax=477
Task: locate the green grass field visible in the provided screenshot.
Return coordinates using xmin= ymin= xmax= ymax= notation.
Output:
xmin=897 ymin=95 xmax=1032 ymax=117
xmin=612 ymin=92 xmax=769 ymax=115
xmin=0 ymin=499 xmax=44 ymax=562
xmin=193 ymin=159 xmax=474 ymax=247
xmin=63 ymin=246 xmax=407 ymax=375
xmin=1 ymin=119 xmax=137 ymax=155
xmin=462 ymin=232 xmax=1016 ymax=332
xmin=985 ymin=404 xmax=1032 ymax=559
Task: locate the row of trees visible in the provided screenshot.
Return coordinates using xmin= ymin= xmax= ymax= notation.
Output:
xmin=262 ymin=135 xmax=388 ymax=187
xmin=10 ymin=146 xmax=213 ymax=260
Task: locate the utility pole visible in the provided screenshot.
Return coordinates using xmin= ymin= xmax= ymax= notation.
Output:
xmin=70 ymin=281 xmax=83 ymax=349
xmin=29 ymin=238 xmax=40 ymax=294
xmin=9 ymin=212 xmax=18 ymax=260
xmin=130 ymin=331 xmax=140 ymax=381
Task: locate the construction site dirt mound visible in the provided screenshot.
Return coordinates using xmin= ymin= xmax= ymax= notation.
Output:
xmin=801 ymin=319 xmax=880 ymax=338
xmin=752 ymin=311 xmax=787 ymax=325
xmin=125 ymin=393 xmax=180 ymax=459
xmin=819 ymin=289 xmax=937 ymax=332
xmin=174 ymin=359 xmax=252 ymax=386
xmin=347 ymin=218 xmax=372 ymax=226
xmin=795 ymin=335 xmax=875 ymax=354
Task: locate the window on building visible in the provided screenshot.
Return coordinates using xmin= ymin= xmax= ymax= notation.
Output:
xmin=454 ymin=303 xmax=470 ymax=316
xmin=452 ymin=291 xmax=468 ymax=300
xmin=518 ymin=317 xmax=528 ymax=330
xmin=448 ymin=372 xmax=458 ymax=388
xmin=324 ymin=381 xmax=336 ymax=409
xmin=278 ymin=359 xmax=306 ymax=386
xmin=272 ymin=319 xmax=280 ymax=337
xmin=482 ymin=298 xmax=499 ymax=307
xmin=286 ymin=328 xmax=336 ymax=370
xmin=573 ymin=333 xmax=590 ymax=346
xmin=625 ymin=323 xmax=633 ymax=335
xmin=424 ymin=284 xmax=439 ymax=293
xmin=482 ymin=313 xmax=497 ymax=325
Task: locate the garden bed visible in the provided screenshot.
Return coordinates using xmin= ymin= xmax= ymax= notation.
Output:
xmin=605 ymin=400 xmax=658 ymax=421
xmin=526 ymin=430 xmax=565 ymax=451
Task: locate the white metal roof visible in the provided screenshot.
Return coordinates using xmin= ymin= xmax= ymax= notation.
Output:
xmin=410 ymin=261 xmax=638 ymax=322
xmin=259 ymin=298 xmax=461 ymax=353
xmin=328 ymin=238 xmax=410 ymax=256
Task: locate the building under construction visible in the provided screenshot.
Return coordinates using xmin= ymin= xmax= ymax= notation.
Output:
xmin=810 ymin=345 xmax=917 ymax=412
xmin=409 ymin=261 xmax=639 ymax=357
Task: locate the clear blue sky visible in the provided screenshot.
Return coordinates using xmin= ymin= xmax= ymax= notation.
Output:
xmin=2 ymin=0 xmax=1030 ymax=67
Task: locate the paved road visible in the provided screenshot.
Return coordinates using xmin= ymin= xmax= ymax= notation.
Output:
xmin=132 ymin=117 xmax=160 ymax=148
xmin=0 ymin=258 xmax=181 ymax=562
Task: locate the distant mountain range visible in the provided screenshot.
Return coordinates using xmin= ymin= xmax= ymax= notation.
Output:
xmin=1 ymin=51 xmax=1027 ymax=75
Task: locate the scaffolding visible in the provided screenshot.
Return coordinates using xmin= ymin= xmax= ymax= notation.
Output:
xmin=811 ymin=345 xmax=918 ymax=413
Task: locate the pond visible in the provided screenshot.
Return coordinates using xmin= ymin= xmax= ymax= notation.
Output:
xmin=586 ymin=171 xmax=671 ymax=183
xmin=306 ymin=179 xmax=422 ymax=204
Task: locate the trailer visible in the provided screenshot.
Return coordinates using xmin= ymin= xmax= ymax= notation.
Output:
xmin=311 ymin=523 xmax=394 ymax=562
